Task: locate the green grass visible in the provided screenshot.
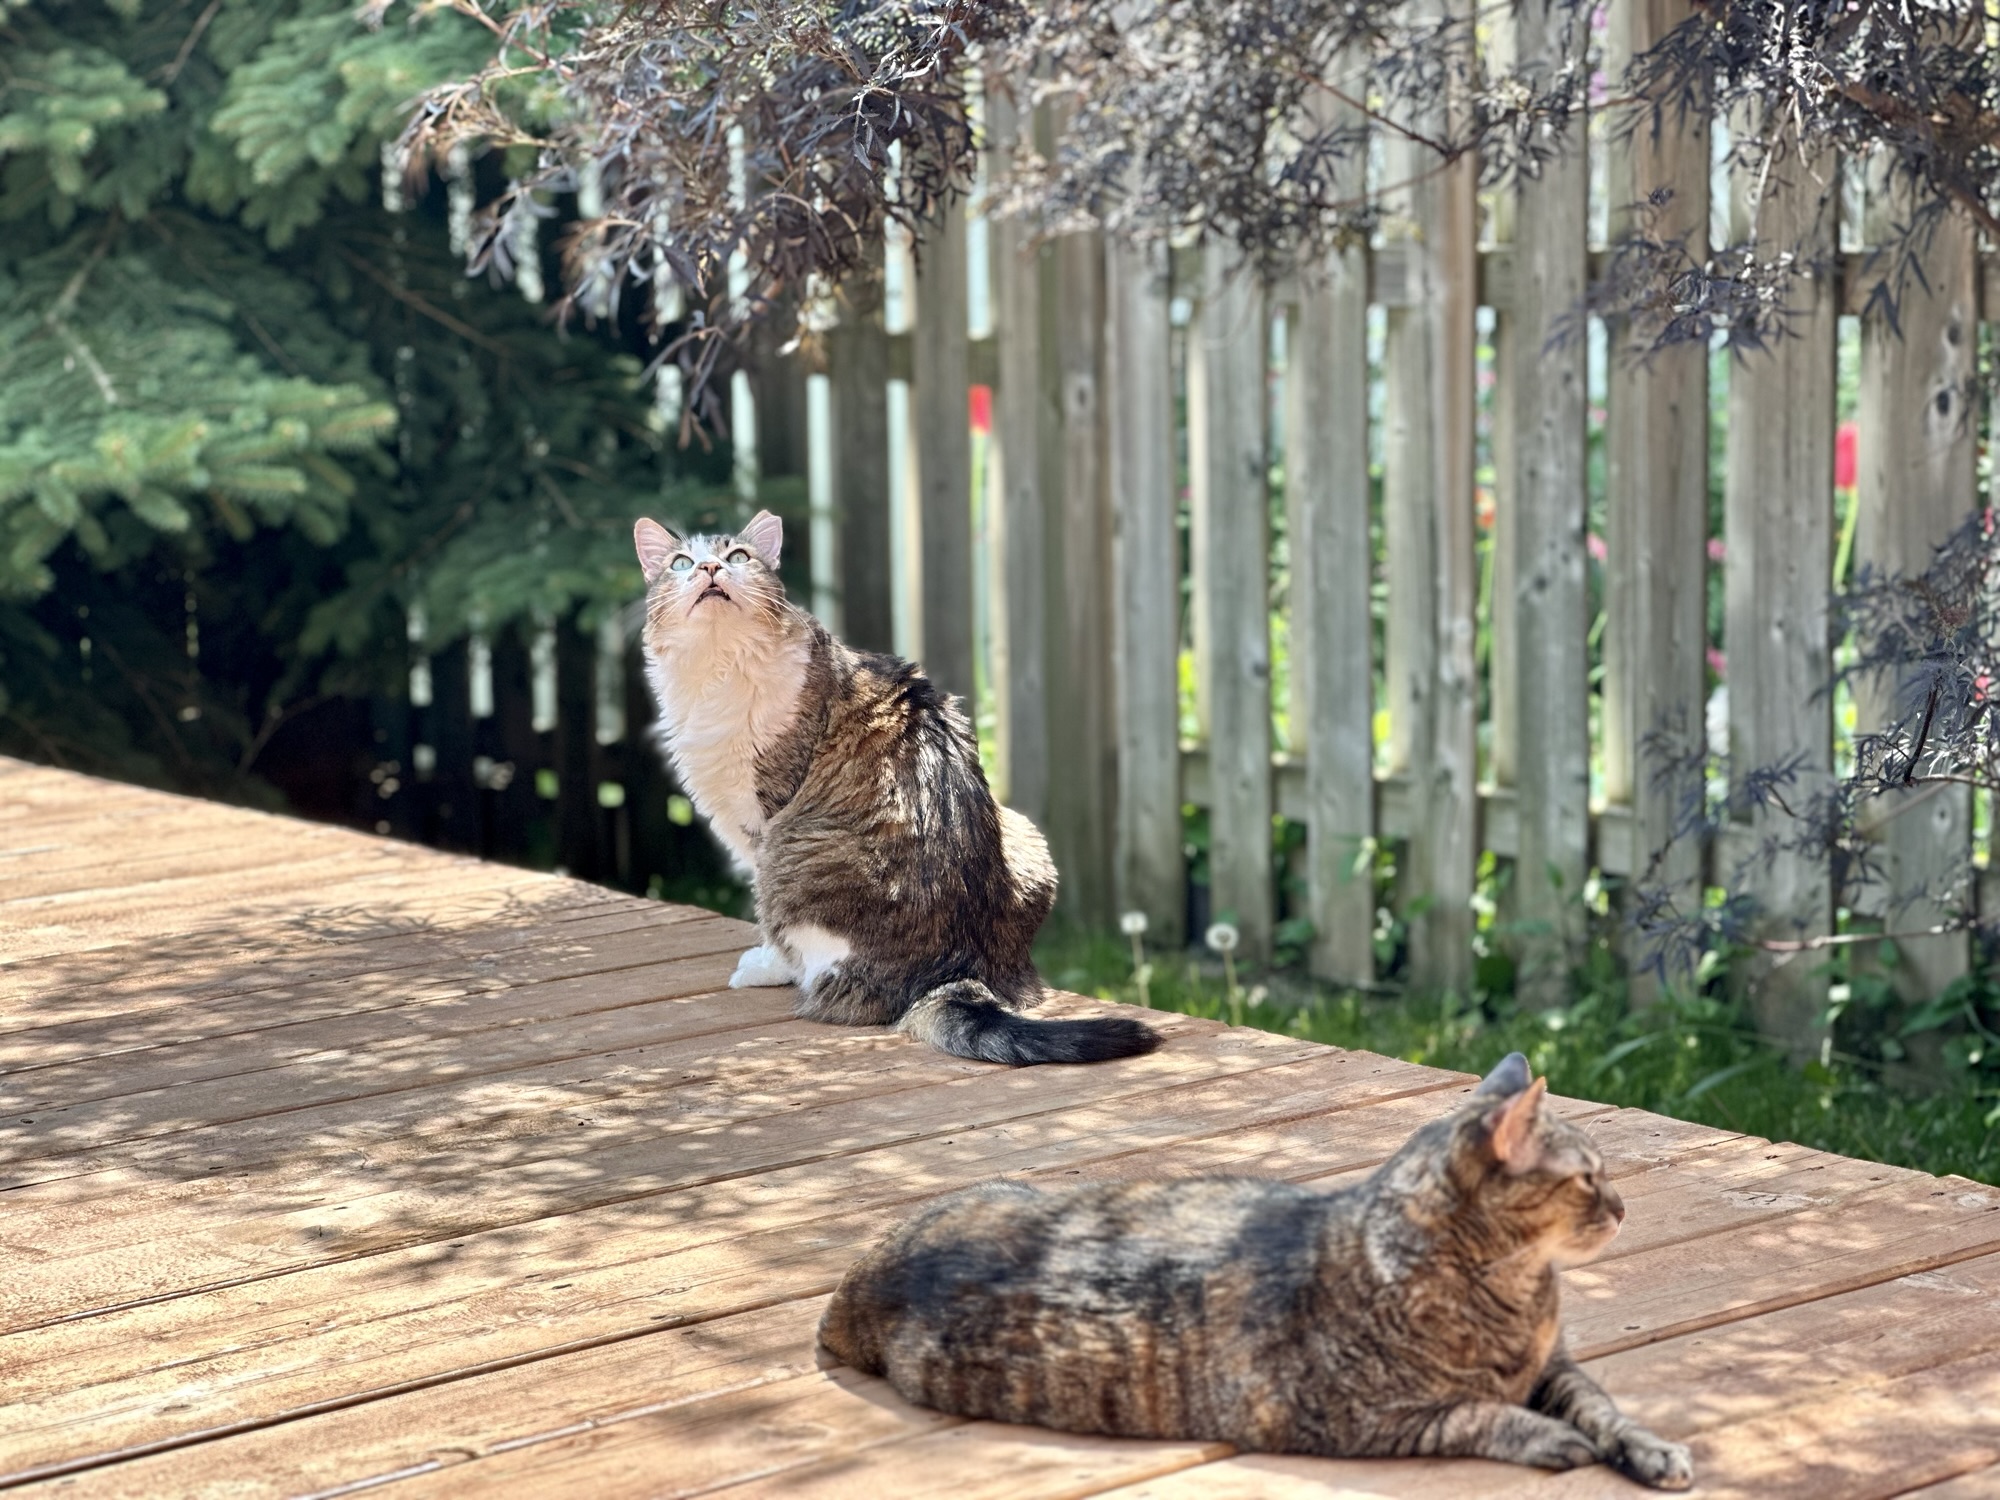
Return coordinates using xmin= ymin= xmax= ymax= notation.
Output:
xmin=1037 ymin=928 xmax=2000 ymax=1187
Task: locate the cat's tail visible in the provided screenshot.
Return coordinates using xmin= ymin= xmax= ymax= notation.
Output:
xmin=898 ymin=979 xmax=1160 ymax=1065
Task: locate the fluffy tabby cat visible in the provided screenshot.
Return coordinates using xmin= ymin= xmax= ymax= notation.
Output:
xmin=633 ymin=511 xmax=1157 ymax=1066
xmin=820 ymin=1053 xmax=1693 ymax=1489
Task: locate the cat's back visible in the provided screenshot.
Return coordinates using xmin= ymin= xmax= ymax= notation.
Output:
xmin=783 ymin=648 xmax=998 ymax=851
xmin=817 ymin=650 xmax=975 ymax=764
xmin=821 ymin=1176 xmax=1340 ymax=1444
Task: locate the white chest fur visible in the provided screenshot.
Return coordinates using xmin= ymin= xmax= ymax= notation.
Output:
xmin=643 ymin=625 xmax=808 ymax=878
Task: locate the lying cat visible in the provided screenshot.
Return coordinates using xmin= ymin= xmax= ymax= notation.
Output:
xmin=633 ymin=511 xmax=1157 ymax=1066
xmin=819 ymin=1052 xmax=1693 ymax=1489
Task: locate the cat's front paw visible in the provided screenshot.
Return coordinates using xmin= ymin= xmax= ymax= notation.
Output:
xmin=1604 ymin=1426 xmax=1694 ymax=1491
xmin=729 ymin=944 xmax=794 ymax=989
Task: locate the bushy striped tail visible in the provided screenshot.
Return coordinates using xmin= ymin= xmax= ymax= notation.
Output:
xmin=898 ymin=980 xmax=1159 ymax=1065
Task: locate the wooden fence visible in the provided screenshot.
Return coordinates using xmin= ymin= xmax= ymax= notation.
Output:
xmin=367 ymin=2 xmax=1998 ymax=1049
xmin=722 ymin=5 xmax=2000 ymax=1042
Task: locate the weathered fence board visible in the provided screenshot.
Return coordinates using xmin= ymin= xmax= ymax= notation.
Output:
xmin=1383 ymin=94 xmax=1480 ymax=996
xmin=1604 ymin=0 xmax=1712 ymax=1004
xmin=1045 ymin=225 xmax=1118 ymax=925
xmin=1723 ymin=124 xmax=1839 ymax=1051
xmin=1484 ymin=0 xmax=1520 ymax=815
xmin=1190 ymin=241 xmax=1276 ymax=960
xmin=830 ymin=260 xmax=895 ymax=657
xmin=913 ymin=199 xmax=976 ymax=705
xmin=1855 ymin=181 xmax=1976 ymax=1004
xmin=1284 ymin=198 xmax=1377 ymax=982
xmin=1108 ymin=237 xmax=1186 ymax=944
xmin=1510 ymin=0 xmax=1593 ymax=1005
xmin=984 ymin=80 xmax=1049 ymax=828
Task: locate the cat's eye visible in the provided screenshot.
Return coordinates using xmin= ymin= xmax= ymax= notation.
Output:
xmin=669 ymin=555 xmax=695 ymax=573
xmin=726 ymin=548 xmax=751 ymax=565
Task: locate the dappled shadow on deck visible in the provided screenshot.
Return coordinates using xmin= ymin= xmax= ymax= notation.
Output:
xmin=6 ymin=762 xmax=2000 ymax=1496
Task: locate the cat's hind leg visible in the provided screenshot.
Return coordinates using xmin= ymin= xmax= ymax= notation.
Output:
xmin=796 ymin=961 xmax=900 ymax=1028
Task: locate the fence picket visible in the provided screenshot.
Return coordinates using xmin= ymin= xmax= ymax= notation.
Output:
xmin=913 ymin=200 xmax=976 ymax=704
xmin=1724 ymin=122 xmax=1839 ymax=1051
xmin=1190 ymin=240 xmax=1275 ymax=961
xmin=1383 ymin=102 xmax=1479 ymax=996
xmin=985 ymin=80 xmax=1050 ymax=828
xmin=1285 ymin=78 xmax=1375 ymax=985
xmin=1855 ymin=180 xmax=1976 ymax=1004
xmin=1040 ymin=227 xmax=1119 ymax=924
xmin=829 ymin=264 xmax=895 ymax=657
xmin=1486 ymin=7 xmax=1520 ymax=805
xmin=1604 ymin=0 xmax=1712 ymax=1003
xmin=1510 ymin=0 xmax=1593 ymax=1004
xmin=555 ymin=615 xmax=598 ymax=880
xmin=1107 ymin=236 xmax=1185 ymax=943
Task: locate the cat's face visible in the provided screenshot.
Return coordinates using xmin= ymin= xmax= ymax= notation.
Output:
xmin=1446 ymin=1056 xmax=1624 ymax=1269
xmin=634 ymin=511 xmax=788 ymax=648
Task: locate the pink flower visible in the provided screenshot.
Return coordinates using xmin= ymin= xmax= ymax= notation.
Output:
xmin=1707 ymin=645 xmax=1726 ymax=678
xmin=1707 ymin=536 xmax=1726 ymax=564
xmin=1835 ymin=420 xmax=1858 ymax=491
xmin=1586 ymin=532 xmax=1607 ymax=563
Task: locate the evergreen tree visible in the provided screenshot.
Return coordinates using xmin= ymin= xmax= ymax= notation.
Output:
xmin=0 ymin=0 xmax=748 ymax=805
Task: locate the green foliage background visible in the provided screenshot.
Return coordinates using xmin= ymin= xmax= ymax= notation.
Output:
xmin=0 ymin=0 xmax=732 ymax=797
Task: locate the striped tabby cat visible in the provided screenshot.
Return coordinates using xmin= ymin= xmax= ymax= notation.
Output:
xmin=820 ymin=1053 xmax=1693 ymax=1489
xmin=633 ymin=511 xmax=1157 ymax=1066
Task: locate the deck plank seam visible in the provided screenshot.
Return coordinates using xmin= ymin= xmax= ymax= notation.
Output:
xmin=0 ymin=922 xmax=748 ymax=1095
xmin=0 ymin=865 xmax=630 ymax=967
xmin=0 ymin=987 xmax=802 ymax=1179
xmin=0 ymin=1022 xmax=1325 ymax=1334
xmin=0 ymin=1285 xmax=843 ymax=1493
xmin=0 ymin=896 xmax=707 ymax=1040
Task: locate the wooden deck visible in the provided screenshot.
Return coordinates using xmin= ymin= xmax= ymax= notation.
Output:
xmin=3 ymin=755 xmax=1999 ymax=1499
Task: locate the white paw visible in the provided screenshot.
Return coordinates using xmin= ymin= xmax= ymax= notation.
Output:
xmin=729 ymin=944 xmax=795 ymax=989
xmin=1607 ymin=1427 xmax=1694 ymax=1491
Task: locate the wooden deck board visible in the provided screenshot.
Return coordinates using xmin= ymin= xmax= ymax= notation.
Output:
xmin=4 ymin=756 xmax=1996 ymax=1497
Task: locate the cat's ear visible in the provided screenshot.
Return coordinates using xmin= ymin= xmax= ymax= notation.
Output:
xmin=635 ymin=518 xmax=680 ymax=583
xmin=1484 ymin=1075 xmax=1548 ymax=1173
xmin=1475 ymin=1051 xmax=1532 ymax=1098
xmin=740 ymin=509 xmax=783 ymax=566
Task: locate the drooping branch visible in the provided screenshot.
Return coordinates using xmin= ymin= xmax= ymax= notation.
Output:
xmin=403 ymin=0 xmax=2000 ymax=418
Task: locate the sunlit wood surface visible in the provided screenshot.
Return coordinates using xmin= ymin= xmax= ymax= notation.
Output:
xmin=5 ymin=754 xmax=1998 ymax=1499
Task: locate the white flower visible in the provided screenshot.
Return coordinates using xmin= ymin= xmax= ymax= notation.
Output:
xmin=1205 ymin=922 xmax=1239 ymax=954
xmin=1120 ymin=910 xmax=1149 ymax=936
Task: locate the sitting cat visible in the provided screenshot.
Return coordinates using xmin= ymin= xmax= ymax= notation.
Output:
xmin=633 ymin=511 xmax=1157 ymax=1066
xmin=819 ymin=1052 xmax=1693 ymax=1489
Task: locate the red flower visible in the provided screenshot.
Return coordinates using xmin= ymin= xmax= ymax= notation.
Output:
xmin=1835 ymin=420 xmax=1858 ymax=491
xmin=969 ymin=384 xmax=992 ymax=436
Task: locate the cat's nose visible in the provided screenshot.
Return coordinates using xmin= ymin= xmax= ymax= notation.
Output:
xmin=696 ymin=560 xmax=722 ymax=578
xmin=1602 ymin=1182 xmax=1626 ymax=1223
